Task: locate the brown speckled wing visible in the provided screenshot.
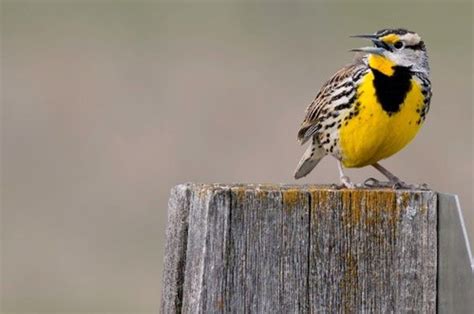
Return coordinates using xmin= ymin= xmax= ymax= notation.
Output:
xmin=297 ymin=62 xmax=366 ymax=144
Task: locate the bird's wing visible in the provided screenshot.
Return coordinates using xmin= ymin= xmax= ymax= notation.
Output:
xmin=297 ymin=62 xmax=367 ymax=144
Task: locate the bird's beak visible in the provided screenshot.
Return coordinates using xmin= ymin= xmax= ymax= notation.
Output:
xmin=350 ymin=46 xmax=385 ymax=55
xmin=350 ymin=34 xmax=379 ymax=40
xmin=350 ymin=34 xmax=386 ymax=55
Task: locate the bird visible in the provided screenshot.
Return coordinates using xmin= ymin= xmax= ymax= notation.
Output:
xmin=294 ymin=28 xmax=431 ymax=188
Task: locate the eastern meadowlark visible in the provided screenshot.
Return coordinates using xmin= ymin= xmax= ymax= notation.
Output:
xmin=294 ymin=28 xmax=431 ymax=188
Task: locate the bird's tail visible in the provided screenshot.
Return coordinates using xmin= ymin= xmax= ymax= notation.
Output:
xmin=294 ymin=139 xmax=326 ymax=179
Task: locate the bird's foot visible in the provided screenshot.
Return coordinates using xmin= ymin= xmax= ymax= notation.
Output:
xmin=363 ymin=177 xmax=429 ymax=190
xmin=363 ymin=177 xmax=393 ymax=188
xmin=336 ymin=175 xmax=355 ymax=189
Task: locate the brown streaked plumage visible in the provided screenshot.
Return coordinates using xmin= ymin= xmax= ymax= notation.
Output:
xmin=297 ymin=61 xmax=366 ymax=145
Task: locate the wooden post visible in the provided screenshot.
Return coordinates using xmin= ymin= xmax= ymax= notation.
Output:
xmin=161 ymin=183 xmax=437 ymax=313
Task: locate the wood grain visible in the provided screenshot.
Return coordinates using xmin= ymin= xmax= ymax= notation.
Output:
xmin=161 ymin=184 xmax=437 ymax=313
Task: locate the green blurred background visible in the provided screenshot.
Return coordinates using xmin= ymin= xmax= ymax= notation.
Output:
xmin=1 ymin=1 xmax=472 ymax=312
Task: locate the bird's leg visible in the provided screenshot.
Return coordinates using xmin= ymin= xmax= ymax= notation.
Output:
xmin=372 ymin=162 xmax=401 ymax=183
xmin=337 ymin=160 xmax=355 ymax=189
xmin=363 ymin=163 xmax=403 ymax=188
xmin=366 ymin=162 xmax=428 ymax=189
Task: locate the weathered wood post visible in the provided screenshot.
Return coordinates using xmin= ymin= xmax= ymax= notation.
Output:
xmin=161 ymin=183 xmax=439 ymax=313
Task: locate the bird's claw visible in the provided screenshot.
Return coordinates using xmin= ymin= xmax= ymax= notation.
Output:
xmin=340 ymin=176 xmax=355 ymax=189
xmin=363 ymin=177 xmax=397 ymax=188
xmin=363 ymin=177 xmax=430 ymax=190
xmin=363 ymin=177 xmax=384 ymax=187
xmin=331 ymin=176 xmax=357 ymax=189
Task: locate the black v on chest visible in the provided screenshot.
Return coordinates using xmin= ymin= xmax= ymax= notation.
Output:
xmin=371 ymin=65 xmax=413 ymax=115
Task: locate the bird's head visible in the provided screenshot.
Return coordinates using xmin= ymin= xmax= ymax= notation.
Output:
xmin=351 ymin=28 xmax=429 ymax=75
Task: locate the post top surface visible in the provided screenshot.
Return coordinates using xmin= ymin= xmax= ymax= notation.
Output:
xmin=174 ymin=182 xmax=435 ymax=194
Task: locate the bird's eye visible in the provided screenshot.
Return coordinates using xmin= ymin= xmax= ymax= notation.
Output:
xmin=393 ymin=41 xmax=404 ymax=49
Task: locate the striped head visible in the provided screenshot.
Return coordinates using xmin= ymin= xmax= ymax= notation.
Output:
xmin=352 ymin=28 xmax=429 ymax=75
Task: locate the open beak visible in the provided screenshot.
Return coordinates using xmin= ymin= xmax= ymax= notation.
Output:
xmin=350 ymin=34 xmax=379 ymax=40
xmin=350 ymin=34 xmax=387 ymax=55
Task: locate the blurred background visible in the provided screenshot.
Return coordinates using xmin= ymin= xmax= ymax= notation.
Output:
xmin=1 ymin=1 xmax=472 ymax=312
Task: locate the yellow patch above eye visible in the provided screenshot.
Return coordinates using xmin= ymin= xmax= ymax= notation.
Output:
xmin=380 ymin=34 xmax=400 ymax=44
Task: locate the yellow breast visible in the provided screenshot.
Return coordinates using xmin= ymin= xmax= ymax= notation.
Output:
xmin=339 ymin=71 xmax=425 ymax=168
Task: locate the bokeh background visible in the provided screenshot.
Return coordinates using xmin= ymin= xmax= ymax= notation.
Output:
xmin=1 ymin=1 xmax=472 ymax=312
